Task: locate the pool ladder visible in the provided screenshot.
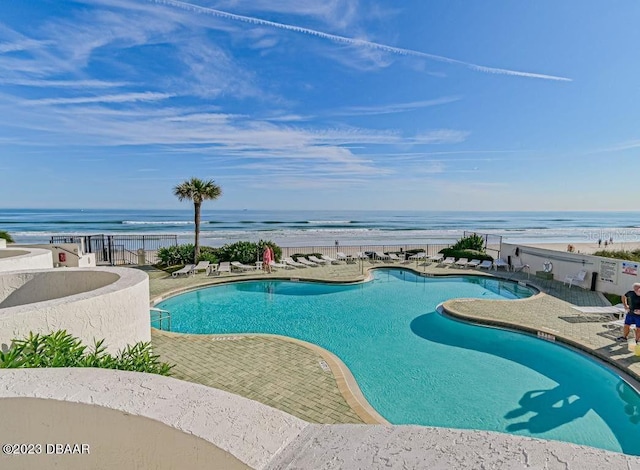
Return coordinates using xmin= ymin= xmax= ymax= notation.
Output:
xmin=150 ymin=307 xmax=171 ymax=331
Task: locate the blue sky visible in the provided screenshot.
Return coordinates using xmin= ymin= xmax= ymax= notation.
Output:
xmin=1 ymin=0 xmax=639 ymax=211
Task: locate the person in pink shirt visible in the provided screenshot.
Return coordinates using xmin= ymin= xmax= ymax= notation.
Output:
xmin=263 ymin=245 xmax=273 ymax=273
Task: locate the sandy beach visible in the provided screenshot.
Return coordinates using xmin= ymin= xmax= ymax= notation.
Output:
xmin=520 ymin=241 xmax=640 ymax=255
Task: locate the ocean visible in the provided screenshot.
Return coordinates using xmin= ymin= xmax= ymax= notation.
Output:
xmin=1 ymin=209 xmax=640 ymax=247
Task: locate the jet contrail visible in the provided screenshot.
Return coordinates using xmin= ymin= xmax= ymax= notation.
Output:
xmin=149 ymin=0 xmax=572 ymax=82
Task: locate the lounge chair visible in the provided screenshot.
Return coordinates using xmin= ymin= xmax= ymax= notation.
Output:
xmin=230 ymin=261 xmax=257 ymax=272
xmin=454 ymin=258 xmax=469 ymax=268
xmin=493 ymin=259 xmax=509 ymax=271
xmin=467 ymin=259 xmax=481 ymax=268
xmin=283 ymin=257 xmax=306 ymax=268
xmin=428 ymin=253 xmax=444 ymax=263
xmin=172 ymin=264 xmax=195 ymax=277
xmin=573 ymin=304 xmax=625 ymax=316
xmin=217 ymin=261 xmax=231 ymax=274
xmin=478 ymin=260 xmax=493 ymax=269
xmin=336 ymin=252 xmax=351 ymax=263
xmin=308 ymin=255 xmax=330 ymax=265
xmin=207 ymin=264 xmax=219 ymax=276
xmin=387 ymin=253 xmax=403 ymax=262
xmin=511 ymin=261 xmax=530 ymax=273
xmin=354 ymin=252 xmax=370 ymax=260
xmin=440 ymin=257 xmax=455 ymax=267
xmin=409 ymin=252 xmax=427 ymax=260
xmin=296 ymin=257 xmax=319 ymax=267
xmin=374 ymin=252 xmax=390 ymax=262
xmin=193 ymin=260 xmax=210 ymax=273
xmin=321 ymin=254 xmax=339 ymax=264
xmin=564 ymin=270 xmax=588 ymax=288
xmin=269 ymin=260 xmax=293 ymax=270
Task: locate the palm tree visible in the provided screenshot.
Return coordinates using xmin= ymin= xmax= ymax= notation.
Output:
xmin=173 ymin=178 xmax=222 ymax=261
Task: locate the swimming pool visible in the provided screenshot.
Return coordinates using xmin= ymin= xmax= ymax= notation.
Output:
xmin=156 ymin=269 xmax=640 ymax=455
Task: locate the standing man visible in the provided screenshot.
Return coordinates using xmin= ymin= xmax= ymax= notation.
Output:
xmin=618 ymin=283 xmax=640 ymax=343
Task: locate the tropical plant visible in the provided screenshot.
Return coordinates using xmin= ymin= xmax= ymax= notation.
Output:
xmin=0 ymin=330 xmax=173 ymax=376
xmin=216 ymin=240 xmax=281 ymax=264
xmin=173 ymin=178 xmax=222 ymax=261
xmin=157 ymin=244 xmax=197 ymax=266
xmin=451 ymin=233 xmax=485 ymax=252
xmin=0 ymin=230 xmax=14 ymax=243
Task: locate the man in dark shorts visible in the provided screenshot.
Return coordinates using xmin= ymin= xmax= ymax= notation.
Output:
xmin=618 ymin=283 xmax=640 ymax=342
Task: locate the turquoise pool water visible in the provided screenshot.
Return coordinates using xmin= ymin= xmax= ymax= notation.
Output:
xmin=156 ymin=269 xmax=640 ymax=455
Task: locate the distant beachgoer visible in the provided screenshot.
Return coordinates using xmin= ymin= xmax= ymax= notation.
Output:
xmin=335 ymin=240 xmax=339 ymax=247
xmin=263 ymin=246 xmax=273 ymax=273
xmin=610 ymin=236 xmax=614 ymax=244
xmin=618 ymin=283 xmax=640 ymax=343
xmin=598 ymin=238 xmax=602 ymax=247
xmin=604 ymin=240 xmax=608 ymax=247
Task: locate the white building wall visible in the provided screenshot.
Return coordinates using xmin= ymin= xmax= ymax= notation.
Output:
xmin=16 ymin=243 xmax=96 ymax=268
xmin=0 ymin=248 xmax=53 ymax=272
xmin=0 ymin=267 xmax=149 ymax=353
xmin=501 ymin=242 xmax=639 ymax=296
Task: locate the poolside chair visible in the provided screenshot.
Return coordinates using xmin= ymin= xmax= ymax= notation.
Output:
xmin=336 ymin=252 xmax=353 ymax=263
xmin=387 ymin=253 xmax=403 ymax=263
xmin=193 ymin=260 xmax=210 ymax=273
xmin=511 ymin=260 xmax=530 ymax=273
xmin=283 ymin=257 xmax=306 ymax=268
xmin=467 ymin=259 xmax=481 ymax=268
xmin=454 ymin=258 xmax=469 ymax=268
xmin=269 ymin=260 xmax=293 ymax=270
xmin=296 ymin=257 xmax=319 ymax=267
xmin=217 ymin=261 xmax=231 ymax=274
xmin=354 ymin=252 xmax=370 ymax=260
xmin=207 ymin=263 xmax=219 ymax=276
xmin=440 ymin=257 xmax=455 ymax=267
xmin=230 ymin=261 xmax=257 ymax=272
xmin=478 ymin=260 xmax=493 ymax=270
xmin=308 ymin=255 xmax=330 ymax=265
xmin=493 ymin=258 xmax=509 ymax=271
xmin=374 ymin=252 xmax=390 ymax=262
xmin=409 ymin=252 xmax=427 ymax=261
xmin=172 ymin=264 xmax=195 ymax=277
xmin=563 ymin=270 xmax=588 ymax=288
xmin=321 ymin=254 xmax=339 ymax=264
xmin=428 ymin=253 xmax=444 ymax=263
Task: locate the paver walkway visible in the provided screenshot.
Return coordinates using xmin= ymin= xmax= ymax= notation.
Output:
xmin=143 ymin=259 xmax=640 ymax=425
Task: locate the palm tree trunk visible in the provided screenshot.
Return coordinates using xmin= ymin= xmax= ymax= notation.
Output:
xmin=193 ymin=202 xmax=201 ymax=261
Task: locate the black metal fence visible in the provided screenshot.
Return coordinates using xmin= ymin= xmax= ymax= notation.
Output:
xmin=50 ymin=234 xmax=178 ymax=265
xmin=463 ymin=231 xmax=502 ymax=258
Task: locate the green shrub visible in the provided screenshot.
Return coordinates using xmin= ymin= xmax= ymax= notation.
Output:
xmin=157 ymin=244 xmax=197 ymax=265
xmin=603 ymin=292 xmax=622 ymax=305
xmin=0 ymin=330 xmax=173 ymax=376
xmin=451 ymin=234 xmax=485 ymax=252
xmin=594 ymin=249 xmax=640 ymax=262
xmin=0 ymin=230 xmax=13 ymax=243
xmin=217 ymin=240 xmax=282 ymax=263
xmin=439 ymin=248 xmax=493 ymax=261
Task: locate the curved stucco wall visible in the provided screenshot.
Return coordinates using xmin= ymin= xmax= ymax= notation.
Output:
xmin=0 ymin=267 xmax=149 ymax=353
xmin=0 ymin=247 xmax=53 ymax=272
xmin=1 ymin=368 xmax=640 ymax=470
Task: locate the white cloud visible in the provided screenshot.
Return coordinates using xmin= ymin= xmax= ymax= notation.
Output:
xmin=24 ymin=92 xmax=174 ymax=106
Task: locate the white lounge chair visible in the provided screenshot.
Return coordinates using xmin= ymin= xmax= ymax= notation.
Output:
xmin=511 ymin=261 xmax=530 ymax=273
xmin=308 ymin=255 xmax=330 ymax=265
xmin=172 ymin=264 xmax=195 ymax=277
xmin=387 ymin=253 xmax=403 ymax=262
xmin=336 ymin=252 xmax=356 ymax=264
xmin=573 ymin=304 xmax=625 ymax=316
xmin=409 ymin=252 xmax=427 ymax=260
xmin=467 ymin=259 xmax=481 ymax=268
xmin=454 ymin=258 xmax=469 ymax=268
xmin=354 ymin=252 xmax=370 ymax=260
xmin=269 ymin=260 xmax=293 ymax=270
xmin=440 ymin=257 xmax=455 ymax=267
xmin=283 ymin=257 xmax=306 ymax=268
xmin=321 ymin=254 xmax=339 ymax=264
xmin=428 ymin=253 xmax=444 ymax=263
xmin=217 ymin=261 xmax=231 ymax=274
xmin=193 ymin=260 xmax=210 ymax=273
xmin=296 ymin=257 xmax=319 ymax=267
xmin=230 ymin=261 xmax=257 ymax=271
xmin=478 ymin=260 xmax=493 ymax=269
xmin=564 ymin=270 xmax=588 ymax=288
xmin=493 ymin=259 xmax=509 ymax=271
xmin=374 ymin=252 xmax=390 ymax=262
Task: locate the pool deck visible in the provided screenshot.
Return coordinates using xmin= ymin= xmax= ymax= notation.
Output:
xmin=144 ymin=260 xmax=640 ymax=425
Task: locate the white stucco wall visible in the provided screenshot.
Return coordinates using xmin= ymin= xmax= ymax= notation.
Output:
xmin=15 ymin=243 xmax=96 ymax=268
xmin=0 ymin=247 xmax=53 ymax=272
xmin=0 ymin=267 xmax=149 ymax=353
xmin=1 ymin=368 xmax=639 ymax=470
xmin=0 ymin=239 xmax=5 ymax=248
xmin=502 ymin=242 xmax=639 ymax=296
